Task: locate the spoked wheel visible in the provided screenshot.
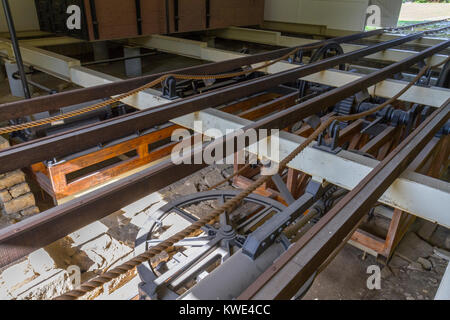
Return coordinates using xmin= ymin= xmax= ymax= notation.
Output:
xmin=310 ymin=42 xmax=345 ymax=69
xmin=135 ymin=190 xmax=286 ymax=300
xmin=298 ymin=42 xmax=345 ymax=99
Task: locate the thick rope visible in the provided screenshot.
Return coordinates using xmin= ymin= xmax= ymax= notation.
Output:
xmin=55 ymin=55 xmax=449 ymax=300
xmin=206 ymin=163 xmax=252 ymax=191
xmin=0 ymin=44 xmax=328 ymax=135
xmin=3 ymin=22 xmax=449 ymax=136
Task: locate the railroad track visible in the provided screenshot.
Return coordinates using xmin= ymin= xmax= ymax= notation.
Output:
xmin=0 ymin=21 xmax=448 ymax=300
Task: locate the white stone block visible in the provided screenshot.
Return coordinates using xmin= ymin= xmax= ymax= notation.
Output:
xmin=69 ymin=221 xmax=109 ymax=246
xmin=28 ymin=249 xmax=56 ymax=275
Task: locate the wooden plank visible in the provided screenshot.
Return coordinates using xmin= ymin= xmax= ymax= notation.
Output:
xmin=210 ymin=0 xmax=264 ymax=29
xmin=351 ymin=230 xmax=386 ymax=254
xmin=141 ymin=0 xmax=167 ymax=35
xmin=37 ymin=125 xmax=179 ymax=200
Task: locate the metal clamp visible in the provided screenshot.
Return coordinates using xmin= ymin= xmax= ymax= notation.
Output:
xmin=242 ymin=180 xmax=323 ymax=260
xmin=162 ymin=76 xmax=178 ymax=100
xmin=314 ymin=120 xmax=342 ymax=154
xmin=288 ymin=49 xmax=304 ymax=65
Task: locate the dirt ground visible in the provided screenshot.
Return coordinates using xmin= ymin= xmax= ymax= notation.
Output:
xmin=304 ymin=220 xmax=450 ymax=300
xmin=399 ymin=3 xmax=450 ymax=21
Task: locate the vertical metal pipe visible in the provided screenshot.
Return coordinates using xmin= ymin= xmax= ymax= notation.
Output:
xmin=2 ymin=0 xmax=31 ymax=99
xmin=165 ymin=0 xmax=170 ymax=33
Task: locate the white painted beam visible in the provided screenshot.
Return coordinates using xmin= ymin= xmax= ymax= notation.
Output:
xmin=18 ymin=37 xmax=85 ymax=47
xmin=0 ymin=37 xmax=80 ymax=80
xmin=172 ymin=108 xmax=450 ymax=228
xmin=70 ymin=66 xmax=169 ymax=110
xmin=376 ymin=33 xmax=448 ymax=47
xmin=132 ymin=35 xmax=450 ymax=108
xmin=0 ymin=38 xmax=170 ymax=110
xmin=213 ymin=27 xmax=448 ymax=66
xmin=261 ymin=20 xmax=448 ymax=46
xmin=298 ymin=70 xmax=450 ymax=109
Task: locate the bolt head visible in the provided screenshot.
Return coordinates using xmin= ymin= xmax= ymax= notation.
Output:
xmin=222 ymin=225 xmax=233 ymax=233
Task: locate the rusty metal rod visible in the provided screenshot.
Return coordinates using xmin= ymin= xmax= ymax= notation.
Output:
xmin=1 ymin=0 xmax=31 ymax=99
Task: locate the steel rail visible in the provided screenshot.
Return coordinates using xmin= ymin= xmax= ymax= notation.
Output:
xmin=0 ymin=38 xmax=447 ymax=269
xmin=0 ymin=29 xmax=385 ymax=122
xmin=388 ymin=19 xmax=448 ymax=32
xmin=239 ymin=98 xmax=450 ymax=300
xmin=0 ymin=31 xmax=440 ymax=174
xmin=56 ymin=60 xmax=450 ymax=299
xmin=427 ymin=25 xmax=450 ymax=35
xmin=245 ymin=40 xmax=450 ymax=132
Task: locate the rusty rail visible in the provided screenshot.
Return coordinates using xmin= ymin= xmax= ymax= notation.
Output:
xmin=0 ymin=29 xmax=385 ymax=121
xmin=0 ymin=31 xmax=443 ymax=174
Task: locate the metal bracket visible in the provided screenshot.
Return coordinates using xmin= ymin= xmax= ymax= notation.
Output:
xmin=418 ymin=59 xmax=427 ymax=69
xmin=393 ymin=72 xmax=404 ymax=80
xmin=361 ymin=116 xmax=384 ymax=135
xmin=138 ymin=281 xmax=158 ymax=300
xmin=313 ymin=120 xmax=342 ymax=154
xmin=414 ymin=59 xmax=433 ymax=87
xmin=138 ymin=280 xmax=179 ymax=300
xmin=436 ymin=121 xmax=450 ymax=138
xmin=242 ymin=180 xmax=323 ymax=260
xmin=304 ymin=115 xmax=321 ymax=130
xmin=288 ymin=49 xmax=304 ymax=65
xmin=162 ymin=76 xmax=178 ymax=100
